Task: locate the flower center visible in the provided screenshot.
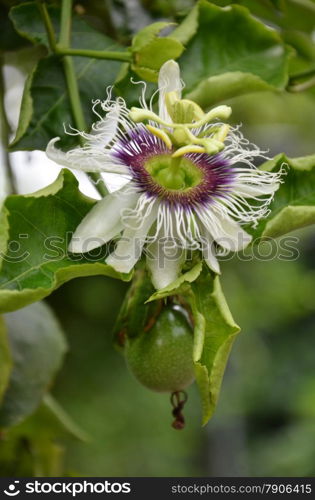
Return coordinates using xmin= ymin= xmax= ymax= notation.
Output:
xmin=144 ymin=154 xmax=204 ymax=191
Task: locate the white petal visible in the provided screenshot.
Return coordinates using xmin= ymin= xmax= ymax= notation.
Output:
xmin=106 ymin=202 xmax=158 ymax=273
xmin=46 ymin=137 xmax=129 ymax=175
xmin=69 ymin=188 xmax=139 ymax=253
xmin=85 ymin=104 xmax=120 ymax=148
xmin=146 ymin=238 xmax=185 ymax=290
xmin=210 ymin=212 xmax=252 ymax=251
xmin=200 ymin=229 xmax=220 ymax=274
xmin=158 ymin=60 xmax=182 ymax=122
xmin=234 ymin=183 xmax=279 ymax=198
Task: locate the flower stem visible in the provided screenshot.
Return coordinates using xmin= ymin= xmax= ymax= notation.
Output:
xmin=0 ymin=58 xmax=16 ymax=194
xmin=57 ymin=0 xmax=108 ymax=197
xmin=55 ymin=46 xmax=132 ymax=62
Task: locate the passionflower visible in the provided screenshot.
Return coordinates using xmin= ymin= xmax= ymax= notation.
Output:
xmin=46 ymin=60 xmax=283 ymax=289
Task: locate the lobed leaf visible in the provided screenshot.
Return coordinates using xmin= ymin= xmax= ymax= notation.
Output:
xmin=173 ymin=1 xmax=292 ymax=107
xmin=0 ymin=170 xmax=131 ymax=314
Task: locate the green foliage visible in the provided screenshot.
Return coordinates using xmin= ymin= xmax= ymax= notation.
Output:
xmin=1 ymin=0 xmax=315 ymax=444
xmin=0 ymin=302 xmax=67 ymax=428
xmin=0 ymin=394 xmax=87 ymax=476
xmin=252 ymin=154 xmax=315 ymax=238
xmin=0 ymin=170 xmax=131 ymax=314
xmin=174 ymin=1 xmax=292 ymax=107
xmin=0 ymin=5 xmax=27 ymax=51
xmin=9 ymin=2 xmax=123 ymax=150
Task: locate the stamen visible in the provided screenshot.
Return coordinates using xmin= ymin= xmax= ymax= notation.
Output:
xmin=146 ymin=125 xmax=172 ymax=149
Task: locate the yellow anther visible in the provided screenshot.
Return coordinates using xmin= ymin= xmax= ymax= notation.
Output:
xmin=214 ymin=124 xmax=230 ymax=142
xmin=129 ymin=107 xmax=161 ymax=124
xmin=202 ymin=139 xmax=225 ymax=155
xmin=172 ymin=145 xmax=206 ymax=158
xmin=146 ymin=125 xmax=172 ymax=149
xmin=191 ymin=105 xmax=232 ymax=129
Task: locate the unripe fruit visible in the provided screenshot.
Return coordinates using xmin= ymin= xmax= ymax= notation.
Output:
xmin=125 ymin=304 xmax=195 ymax=392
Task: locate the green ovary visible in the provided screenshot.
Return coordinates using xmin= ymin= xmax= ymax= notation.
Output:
xmin=144 ymin=154 xmax=203 ymax=191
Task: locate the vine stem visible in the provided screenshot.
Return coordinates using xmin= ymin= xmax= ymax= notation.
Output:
xmin=39 ymin=0 xmax=108 ymax=197
xmin=37 ymin=1 xmax=56 ymax=51
xmin=55 ymin=46 xmax=132 ymax=62
xmin=0 ymin=58 xmax=17 ymax=194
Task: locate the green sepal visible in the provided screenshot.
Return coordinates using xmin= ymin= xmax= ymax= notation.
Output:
xmin=188 ymin=266 xmax=240 ymax=425
xmin=113 ymin=266 xmax=159 ymax=350
xmin=146 ymin=261 xmax=203 ymax=302
xmin=131 ymin=22 xmax=184 ymax=82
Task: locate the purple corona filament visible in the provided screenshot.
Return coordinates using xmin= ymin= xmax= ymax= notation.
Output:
xmin=113 ymin=127 xmax=235 ymax=208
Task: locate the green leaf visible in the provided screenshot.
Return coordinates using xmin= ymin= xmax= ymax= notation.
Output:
xmin=251 ymin=153 xmax=315 ymax=239
xmin=211 ymin=0 xmax=315 ymax=34
xmin=146 ymin=261 xmax=203 ymax=302
xmin=0 ymin=316 xmax=12 ymax=404
xmin=173 ymin=1 xmax=292 ymax=107
xmin=171 ymin=4 xmax=199 ymax=45
xmin=0 ymin=301 xmax=67 ymax=428
xmin=9 ymin=2 xmax=124 ymax=151
xmin=131 ymin=22 xmax=184 ymax=82
xmin=186 ymin=72 xmax=273 ymax=109
xmin=0 ymin=5 xmax=28 ymax=51
xmin=9 ymin=1 xmax=53 ymax=46
xmin=189 ymin=266 xmax=240 ymax=425
xmin=0 ymin=170 xmax=131 ymax=313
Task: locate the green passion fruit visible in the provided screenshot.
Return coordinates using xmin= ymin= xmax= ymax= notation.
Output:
xmin=125 ymin=304 xmax=195 ymax=392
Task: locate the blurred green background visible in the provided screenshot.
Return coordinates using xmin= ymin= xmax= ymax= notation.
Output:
xmin=1 ymin=0 xmax=315 ymax=477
